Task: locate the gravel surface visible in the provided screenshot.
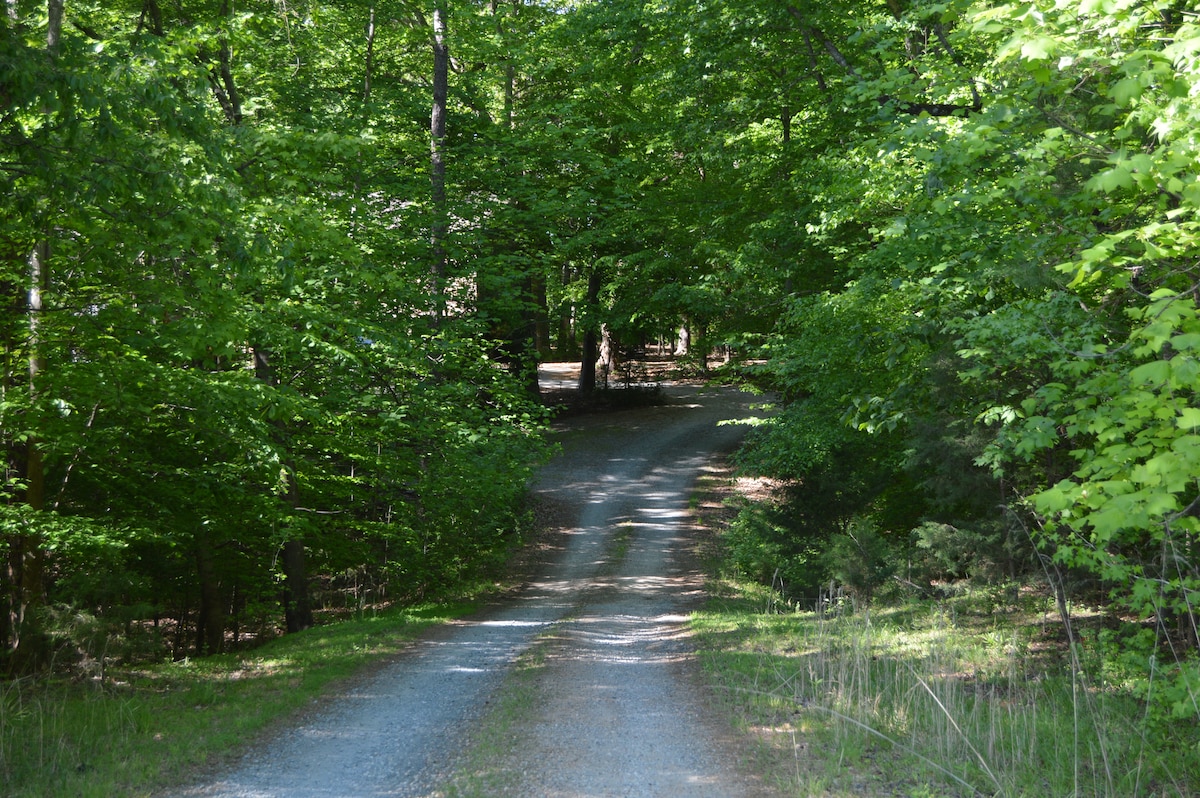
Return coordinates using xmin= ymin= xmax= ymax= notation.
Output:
xmin=174 ymin=378 xmax=771 ymax=798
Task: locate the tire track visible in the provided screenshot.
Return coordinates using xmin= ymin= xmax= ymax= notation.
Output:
xmin=174 ymin=384 xmax=766 ymax=798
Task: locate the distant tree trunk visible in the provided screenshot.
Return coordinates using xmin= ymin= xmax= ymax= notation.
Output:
xmin=491 ymin=0 xmax=516 ymax=130
xmin=674 ymin=323 xmax=689 ymax=356
xmin=4 ymin=46 xmax=54 ymax=667
xmin=578 ymin=266 xmax=602 ymax=394
xmin=194 ymin=537 xmax=225 ymax=655
xmin=15 ymin=243 xmax=49 ymax=663
xmin=363 ymin=4 xmax=376 ymax=104
xmin=429 ymin=4 xmax=449 ymax=323
xmin=558 ymin=312 xmax=574 ymax=357
xmin=532 ymin=271 xmax=551 ymax=358
xmin=2 ymin=0 xmax=60 ymax=671
xmin=253 ymin=346 xmax=313 ymax=633
xmin=558 ymin=264 xmax=576 ymax=356
xmin=598 ymin=323 xmax=615 ymax=387
xmin=516 ymin=271 xmax=542 ymax=398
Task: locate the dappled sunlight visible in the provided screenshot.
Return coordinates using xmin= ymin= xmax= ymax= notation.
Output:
xmin=468 ymin=619 xmax=552 ymax=629
xmin=166 ymin=382 xmax=767 ymax=798
xmin=634 ymin=505 xmax=690 ymax=521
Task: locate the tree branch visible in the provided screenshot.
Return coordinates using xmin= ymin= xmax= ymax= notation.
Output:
xmin=784 ymin=5 xmax=982 ymax=118
xmin=934 ymin=22 xmax=982 ymax=111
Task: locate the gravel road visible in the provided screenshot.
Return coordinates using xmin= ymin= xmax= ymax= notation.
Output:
xmin=175 ymin=377 xmax=771 ymax=798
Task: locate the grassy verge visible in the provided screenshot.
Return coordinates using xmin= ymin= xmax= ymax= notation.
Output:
xmin=689 ymin=473 xmax=1200 ymax=797
xmin=0 ymin=601 xmax=474 ymax=798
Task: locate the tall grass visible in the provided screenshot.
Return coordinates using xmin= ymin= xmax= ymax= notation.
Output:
xmin=0 ymin=602 xmax=468 ymax=798
xmin=693 ymin=586 xmax=1200 ymax=797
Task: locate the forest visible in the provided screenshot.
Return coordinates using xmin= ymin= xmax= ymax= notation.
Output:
xmin=2 ymin=0 xmax=1197 ymax=735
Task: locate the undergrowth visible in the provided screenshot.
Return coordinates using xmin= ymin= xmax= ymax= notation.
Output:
xmin=689 ymin=464 xmax=1200 ymax=797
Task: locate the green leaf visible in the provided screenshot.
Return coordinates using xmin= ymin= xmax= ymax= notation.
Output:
xmin=1020 ymin=35 xmax=1058 ymax=61
xmin=1090 ymin=165 xmax=1133 ymax=193
xmin=1110 ymin=77 xmax=1142 ymax=106
xmin=1128 ymin=360 xmax=1170 ymax=386
xmin=1170 ymin=332 xmax=1200 ymax=352
xmin=1177 ymin=407 xmax=1200 ymax=431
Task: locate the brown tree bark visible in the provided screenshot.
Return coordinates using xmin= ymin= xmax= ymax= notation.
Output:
xmin=281 ymin=539 xmax=312 ymax=633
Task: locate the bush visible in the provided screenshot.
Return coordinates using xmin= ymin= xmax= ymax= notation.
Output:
xmin=722 ymin=503 xmax=827 ymax=602
xmin=823 ymin=517 xmax=895 ymax=605
xmin=910 ymin=520 xmax=1012 ymax=584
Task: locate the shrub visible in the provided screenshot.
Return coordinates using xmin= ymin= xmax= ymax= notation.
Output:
xmin=824 ymin=517 xmax=895 ymax=605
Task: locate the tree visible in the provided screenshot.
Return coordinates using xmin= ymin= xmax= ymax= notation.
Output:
xmin=429 ymin=2 xmax=449 ymax=322
xmin=0 ymin=0 xmax=550 ymax=670
xmin=720 ymin=0 xmax=1198 ymax=722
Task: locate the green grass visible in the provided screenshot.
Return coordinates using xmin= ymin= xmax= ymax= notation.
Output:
xmin=691 ymin=581 xmax=1200 ymax=797
xmin=0 ymin=602 xmax=474 ymax=798
xmin=439 ymin=640 xmax=551 ymax=798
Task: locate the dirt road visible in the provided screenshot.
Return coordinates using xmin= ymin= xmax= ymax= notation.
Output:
xmin=177 ymin=379 xmax=770 ymax=798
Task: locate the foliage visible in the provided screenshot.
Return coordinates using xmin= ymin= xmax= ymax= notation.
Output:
xmin=823 ymin=518 xmax=896 ymax=605
xmin=0 ymin=0 xmax=550 ymax=670
xmin=3 ymin=0 xmax=1199 ymax=752
xmin=650 ymin=0 xmax=1200 ymax=731
xmin=722 ymin=500 xmax=826 ymax=602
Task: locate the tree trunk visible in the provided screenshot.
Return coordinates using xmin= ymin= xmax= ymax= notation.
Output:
xmin=513 ymin=271 xmax=542 ymax=398
xmin=281 ymin=539 xmax=313 ymax=633
xmin=194 ymin=537 xmax=225 ymax=656
xmin=580 ymin=328 xmax=598 ymax=394
xmin=578 ymin=266 xmax=602 ymax=394
xmin=490 ymin=0 xmax=516 ymax=130
xmin=46 ymin=0 xmax=62 ymax=48
xmin=253 ymin=345 xmax=313 ymax=633
xmin=4 ymin=240 xmax=50 ymax=672
xmin=429 ymin=5 xmax=449 ymax=323
xmin=363 ymin=4 xmax=376 ymax=104
xmin=2 ymin=0 xmax=62 ymax=675
xmin=532 ymin=271 xmax=551 ymax=358
xmin=598 ymin=323 xmax=615 ymax=387
xmin=674 ymin=323 xmax=689 ymax=356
